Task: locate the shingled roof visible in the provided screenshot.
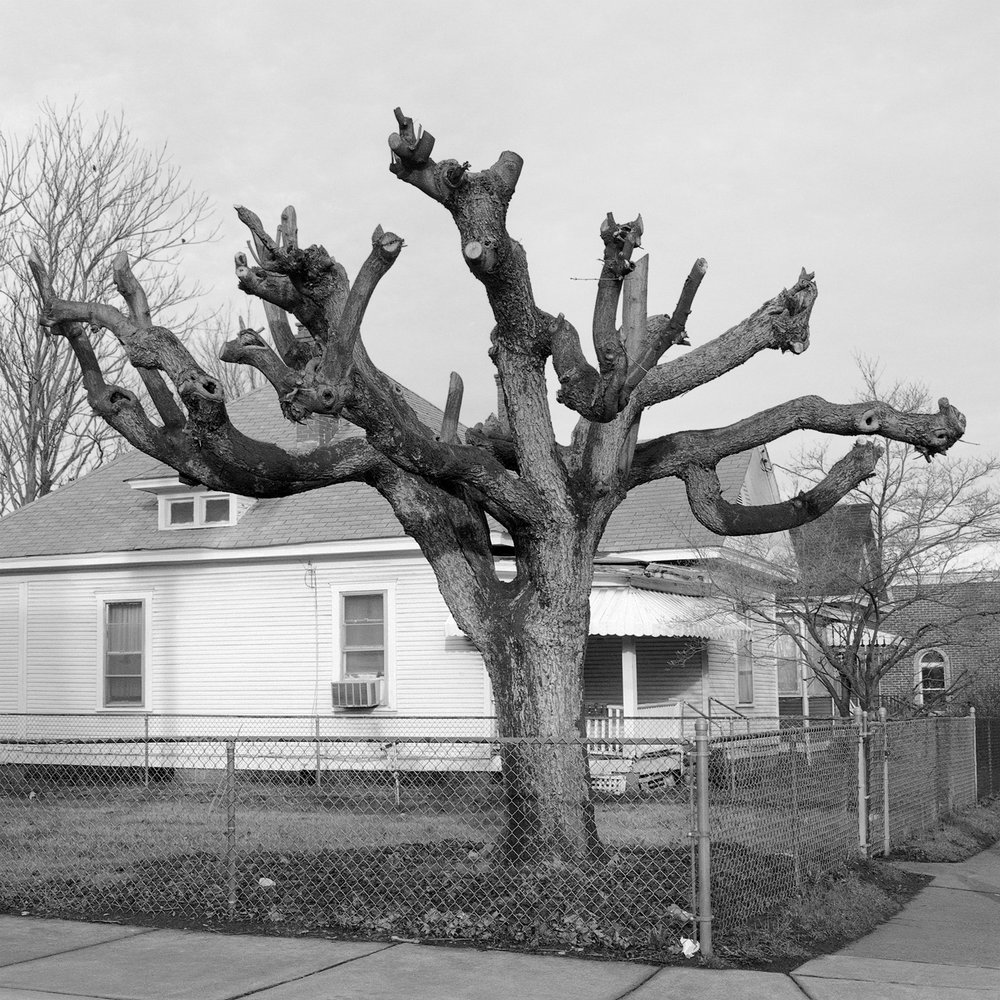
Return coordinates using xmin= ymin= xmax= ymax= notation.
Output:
xmin=0 ymin=385 xmax=754 ymax=560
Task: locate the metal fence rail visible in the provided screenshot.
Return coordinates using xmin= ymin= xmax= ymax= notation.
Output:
xmin=0 ymin=712 xmax=984 ymax=962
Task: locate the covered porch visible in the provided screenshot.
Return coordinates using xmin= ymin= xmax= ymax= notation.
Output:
xmin=581 ymin=587 xmax=748 ymax=791
xmin=583 ymin=585 xmax=746 ymax=719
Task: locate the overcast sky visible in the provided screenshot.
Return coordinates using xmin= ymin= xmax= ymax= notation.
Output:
xmin=3 ymin=1 xmax=998 ymax=478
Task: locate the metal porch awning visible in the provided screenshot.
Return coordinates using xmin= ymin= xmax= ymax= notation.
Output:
xmin=444 ymin=588 xmax=747 ymax=641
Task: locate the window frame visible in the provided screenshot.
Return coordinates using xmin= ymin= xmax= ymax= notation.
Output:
xmin=736 ymin=633 xmax=754 ymax=706
xmin=331 ymin=581 xmax=396 ymax=710
xmin=159 ymin=492 xmax=237 ymax=530
xmin=914 ymin=647 xmax=949 ymax=707
xmin=96 ymin=592 xmax=153 ymax=711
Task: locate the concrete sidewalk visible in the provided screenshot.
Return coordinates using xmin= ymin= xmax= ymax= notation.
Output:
xmin=793 ymin=842 xmax=1000 ymax=998
xmin=0 ymin=844 xmax=997 ymax=1000
xmin=0 ymin=916 xmax=802 ymax=1000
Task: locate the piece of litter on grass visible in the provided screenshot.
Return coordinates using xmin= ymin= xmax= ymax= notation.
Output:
xmin=680 ymin=936 xmax=700 ymax=959
xmin=666 ymin=903 xmax=694 ymax=922
xmin=258 ymin=877 xmax=276 ymax=888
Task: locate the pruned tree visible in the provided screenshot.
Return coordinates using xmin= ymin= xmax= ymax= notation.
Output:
xmin=0 ymin=102 xmax=213 ymax=513
xmin=718 ymin=363 xmax=1000 ymax=718
xmin=189 ymin=309 xmax=266 ymax=401
xmin=27 ymin=110 xmax=969 ymax=862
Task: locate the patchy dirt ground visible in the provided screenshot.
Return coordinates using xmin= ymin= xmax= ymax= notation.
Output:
xmin=890 ymin=796 xmax=1000 ymax=863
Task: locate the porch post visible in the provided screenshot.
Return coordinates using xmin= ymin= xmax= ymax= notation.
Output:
xmin=621 ymin=636 xmax=639 ymax=717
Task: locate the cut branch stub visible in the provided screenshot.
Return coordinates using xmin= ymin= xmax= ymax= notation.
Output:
xmin=914 ymin=398 xmax=966 ymax=461
xmin=593 ymin=212 xmax=643 ymax=379
xmin=770 ymin=268 xmax=817 ymax=354
xmin=464 ymin=240 xmax=497 ymax=275
xmin=389 ymin=107 xmax=436 ymax=169
xmin=440 ymin=371 xmax=464 ymax=444
xmin=279 ymin=205 xmax=298 ymax=250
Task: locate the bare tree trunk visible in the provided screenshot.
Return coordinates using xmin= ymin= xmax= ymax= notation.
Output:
xmin=478 ymin=541 xmax=606 ymax=865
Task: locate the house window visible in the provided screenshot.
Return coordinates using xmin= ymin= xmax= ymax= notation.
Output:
xmin=331 ymin=581 xmax=396 ymax=710
xmin=915 ymin=648 xmax=948 ymax=706
xmin=167 ymin=499 xmax=195 ymax=526
xmin=341 ymin=592 xmax=386 ymax=677
xmin=736 ymin=635 xmax=754 ymax=705
xmin=776 ymin=634 xmax=800 ymax=696
xmin=103 ymin=600 xmax=145 ymax=707
xmin=161 ymin=493 xmax=235 ymax=530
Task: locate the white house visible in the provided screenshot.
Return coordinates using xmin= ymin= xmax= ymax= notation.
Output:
xmin=0 ymin=386 xmax=784 ymax=746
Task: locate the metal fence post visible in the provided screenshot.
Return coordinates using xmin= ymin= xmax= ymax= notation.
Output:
xmin=143 ymin=714 xmax=150 ymax=789
xmin=314 ymin=716 xmax=322 ymax=790
xmin=789 ymin=729 xmax=801 ymax=888
xmin=225 ymin=740 xmax=237 ymax=920
xmin=968 ymin=708 xmax=977 ymax=803
xmin=694 ymin=719 xmax=713 ymax=959
xmin=879 ymin=707 xmax=890 ymax=856
xmin=854 ymin=705 xmax=869 ymax=856
xmin=727 ymin=718 xmax=736 ymax=798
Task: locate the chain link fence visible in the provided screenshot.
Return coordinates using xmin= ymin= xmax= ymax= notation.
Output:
xmin=705 ymin=720 xmax=859 ymax=934
xmin=0 ymin=712 xmax=983 ymax=961
xmin=974 ymin=715 xmax=1000 ymax=800
xmin=0 ymin=713 xmax=695 ymax=962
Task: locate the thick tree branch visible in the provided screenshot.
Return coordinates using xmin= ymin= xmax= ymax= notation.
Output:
xmin=682 ymin=441 xmax=883 ymax=535
xmin=631 ymin=394 xmax=967 ymax=485
xmin=320 ymin=225 xmax=402 ymax=386
xmin=111 ymin=253 xmax=185 ymax=429
xmin=634 ymin=268 xmax=818 ymax=409
xmin=622 ymin=257 xmax=705 ymax=396
xmin=593 ymin=213 xmax=642 ymax=377
xmin=388 ymin=108 xmax=562 ymax=502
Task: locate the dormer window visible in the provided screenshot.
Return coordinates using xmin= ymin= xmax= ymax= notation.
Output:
xmin=163 ymin=493 xmax=236 ymax=530
xmin=126 ymin=475 xmax=253 ymax=531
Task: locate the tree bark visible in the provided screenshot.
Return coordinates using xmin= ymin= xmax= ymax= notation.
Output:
xmin=481 ymin=563 xmax=604 ymax=864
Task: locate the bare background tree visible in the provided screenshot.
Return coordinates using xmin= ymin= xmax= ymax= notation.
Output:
xmin=28 ymin=110 xmax=971 ymax=861
xmin=0 ymin=102 xmax=214 ymax=513
xmin=718 ymin=361 xmax=1000 ymax=717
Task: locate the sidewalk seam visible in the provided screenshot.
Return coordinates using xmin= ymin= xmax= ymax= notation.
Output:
xmin=223 ymin=942 xmax=400 ymax=1000
xmin=0 ymin=925 xmax=160 ymax=970
xmin=607 ymin=963 xmax=665 ymax=999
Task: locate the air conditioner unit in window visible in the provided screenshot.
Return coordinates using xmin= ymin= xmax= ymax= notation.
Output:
xmin=331 ymin=678 xmax=382 ymax=708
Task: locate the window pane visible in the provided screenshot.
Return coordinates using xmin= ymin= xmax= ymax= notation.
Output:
xmin=107 ymin=602 xmax=143 ymax=651
xmin=168 ymin=500 xmax=194 ymax=525
xmin=345 ymin=650 xmax=385 ymax=676
xmin=776 ymin=656 xmax=798 ymax=695
xmin=106 ymin=676 xmax=143 ymax=704
xmin=344 ymin=594 xmax=383 ymax=624
xmin=344 ymin=622 xmax=384 ymax=648
xmin=737 ymin=637 xmax=753 ymax=703
xmin=106 ymin=653 xmax=142 ymax=676
xmin=922 ymin=666 xmax=946 ymax=690
xmin=204 ymin=497 xmax=231 ymax=523
xmin=919 ymin=649 xmax=945 ymax=666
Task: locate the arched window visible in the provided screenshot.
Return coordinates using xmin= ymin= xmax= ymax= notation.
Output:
xmin=914 ymin=648 xmax=948 ymax=707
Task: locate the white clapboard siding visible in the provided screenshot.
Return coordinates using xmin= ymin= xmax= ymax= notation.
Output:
xmin=703 ymin=627 xmax=779 ymax=718
xmin=2 ymin=551 xmax=487 ymax=721
xmin=0 ymin=584 xmax=20 ymax=711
